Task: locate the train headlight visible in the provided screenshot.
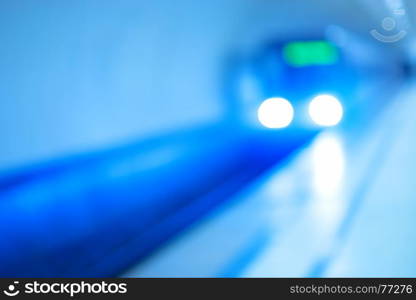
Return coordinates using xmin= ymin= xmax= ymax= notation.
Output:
xmin=257 ymin=97 xmax=294 ymax=129
xmin=308 ymin=94 xmax=343 ymax=127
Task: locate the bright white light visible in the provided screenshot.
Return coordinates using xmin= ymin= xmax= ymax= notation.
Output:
xmin=308 ymin=94 xmax=343 ymax=127
xmin=257 ymin=97 xmax=294 ymax=129
xmin=312 ymin=133 xmax=345 ymax=197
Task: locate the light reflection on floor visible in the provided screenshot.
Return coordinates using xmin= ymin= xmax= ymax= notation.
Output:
xmin=310 ymin=132 xmax=347 ymax=233
xmin=242 ymin=131 xmax=350 ymax=277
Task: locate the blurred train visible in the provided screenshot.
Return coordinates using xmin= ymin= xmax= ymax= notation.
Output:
xmin=0 ymin=1 xmax=410 ymax=277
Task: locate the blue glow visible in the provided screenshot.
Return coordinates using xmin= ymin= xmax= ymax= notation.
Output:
xmin=257 ymin=98 xmax=294 ymax=129
xmin=308 ymin=94 xmax=343 ymax=127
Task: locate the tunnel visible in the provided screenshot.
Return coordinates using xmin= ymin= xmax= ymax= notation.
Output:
xmin=0 ymin=0 xmax=415 ymax=278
